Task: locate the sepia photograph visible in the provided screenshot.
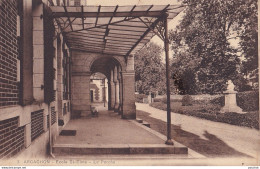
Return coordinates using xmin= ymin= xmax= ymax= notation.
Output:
xmin=0 ymin=0 xmax=259 ymax=167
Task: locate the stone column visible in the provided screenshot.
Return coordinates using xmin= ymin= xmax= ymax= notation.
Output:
xmin=114 ymin=67 xmax=119 ymax=111
xmin=32 ymin=3 xmax=44 ymax=102
xmin=114 ymin=81 xmax=120 ymax=112
xmin=118 ymin=66 xmax=123 ymax=114
xmin=110 ymin=69 xmax=115 ymax=110
xmin=110 ymin=82 xmax=115 ymax=110
xmin=121 ymin=71 xmax=136 ymax=119
xmin=121 ymin=55 xmax=136 ymax=119
xmin=118 ymin=78 xmax=122 ymax=114
xmin=56 ymin=36 xmax=63 ymax=119
xmin=22 ymin=0 xmax=34 ymax=105
xmin=71 ymin=72 xmax=91 ymax=118
xmin=107 ymin=81 xmax=112 ymax=110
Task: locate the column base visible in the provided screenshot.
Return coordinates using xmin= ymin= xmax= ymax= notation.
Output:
xmin=118 ymin=104 xmax=122 ymax=115
xmin=71 ymin=110 xmax=91 ymax=119
xmin=121 ymin=113 xmax=136 ymax=119
xmin=114 ymin=103 xmax=119 ymax=112
xmin=81 ymin=110 xmax=91 ymax=117
xmin=165 ymin=139 xmax=174 ymax=145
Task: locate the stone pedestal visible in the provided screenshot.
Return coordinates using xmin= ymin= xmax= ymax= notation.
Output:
xmin=221 ymin=91 xmax=244 ymax=114
xmin=147 ymin=93 xmax=151 ymax=104
xmin=220 ymin=80 xmax=245 ymax=114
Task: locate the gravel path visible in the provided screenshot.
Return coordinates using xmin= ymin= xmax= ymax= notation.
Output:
xmin=136 ymin=103 xmax=260 ymax=158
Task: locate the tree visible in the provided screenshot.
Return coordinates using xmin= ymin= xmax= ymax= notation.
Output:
xmin=135 ymin=42 xmax=166 ymax=94
xmin=169 ymin=0 xmax=257 ymax=94
xmin=237 ymin=0 xmax=258 ymax=80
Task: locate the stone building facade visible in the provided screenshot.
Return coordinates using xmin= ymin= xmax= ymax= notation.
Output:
xmin=90 ymin=73 xmax=108 ymax=103
xmin=0 ymin=0 xmax=72 ymax=158
xmin=0 ymin=0 xmax=137 ymax=158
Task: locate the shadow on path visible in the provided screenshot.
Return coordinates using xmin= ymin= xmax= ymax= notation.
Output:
xmin=137 ymin=110 xmax=251 ymax=158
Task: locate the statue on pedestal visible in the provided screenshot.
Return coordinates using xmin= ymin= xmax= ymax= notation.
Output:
xmin=220 ymin=80 xmax=245 ymax=114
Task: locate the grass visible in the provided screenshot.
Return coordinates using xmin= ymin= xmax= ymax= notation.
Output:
xmin=150 ymin=101 xmax=259 ymax=129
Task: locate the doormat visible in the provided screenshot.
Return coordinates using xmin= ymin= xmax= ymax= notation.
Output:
xmin=60 ymin=130 xmax=77 ymax=136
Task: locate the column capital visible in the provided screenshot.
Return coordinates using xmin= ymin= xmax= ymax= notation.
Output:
xmin=110 ymin=81 xmax=115 ymax=86
xmin=122 ymin=71 xmax=135 ymax=76
xmin=114 ymin=80 xmax=119 ymax=84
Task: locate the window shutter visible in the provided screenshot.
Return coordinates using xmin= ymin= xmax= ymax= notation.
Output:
xmin=44 ymin=9 xmax=55 ymax=103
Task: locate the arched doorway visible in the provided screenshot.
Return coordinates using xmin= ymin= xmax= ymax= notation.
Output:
xmin=90 ymin=72 xmax=108 ymax=111
xmin=70 ymin=50 xmax=136 ymax=119
xmin=90 ymin=57 xmax=123 ymax=113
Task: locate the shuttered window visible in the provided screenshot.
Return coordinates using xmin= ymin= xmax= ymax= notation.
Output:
xmin=43 ymin=9 xmax=55 ymax=103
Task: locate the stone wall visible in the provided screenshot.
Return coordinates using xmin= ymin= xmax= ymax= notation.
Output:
xmin=0 ymin=1 xmax=69 ymax=159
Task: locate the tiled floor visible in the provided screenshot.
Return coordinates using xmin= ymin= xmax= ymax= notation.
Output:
xmin=54 ymin=105 xmax=164 ymax=145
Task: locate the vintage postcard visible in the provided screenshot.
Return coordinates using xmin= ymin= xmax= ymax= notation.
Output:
xmin=0 ymin=0 xmax=259 ymax=167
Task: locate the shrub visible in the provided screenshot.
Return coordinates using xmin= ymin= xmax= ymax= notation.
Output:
xmin=210 ymin=96 xmax=225 ymax=107
xmin=153 ymin=98 xmax=162 ymax=102
xmin=150 ymin=102 xmax=167 ymax=111
xmin=150 ymin=102 xmax=259 ymax=129
xmin=182 ymin=95 xmax=193 ymax=106
xmin=237 ymin=91 xmax=259 ymax=111
xmin=162 ymin=97 xmax=167 ymax=104
xmin=135 ymin=94 xmax=147 ymax=103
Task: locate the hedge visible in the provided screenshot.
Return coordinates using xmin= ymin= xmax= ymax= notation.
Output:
xmin=135 ymin=94 xmax=148 ymax=103
xmin=211 ymin=91 xmax=259 ymax=111
xmin=237 ymin=91 xmax=259 ymax=111
xmin=150 ymin=102 xmax=259 ymax=129
xmin=153 ymin=97 xmax=182 ymax=103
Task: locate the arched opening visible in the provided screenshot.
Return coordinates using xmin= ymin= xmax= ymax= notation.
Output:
xmin=90 ymin=72 xmax=108 ymax=111
xmin=90 ymin=56 xmax=123 ymax=114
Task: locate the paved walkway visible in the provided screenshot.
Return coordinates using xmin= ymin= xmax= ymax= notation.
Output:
xmin=136 ymin=103 xmax=260 ymax=159
xmin=55 ymin=105 xmax=164 ymax=145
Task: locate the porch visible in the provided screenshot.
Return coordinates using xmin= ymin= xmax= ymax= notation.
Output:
xmin=53 ymin=103 xmax=188 ymax=156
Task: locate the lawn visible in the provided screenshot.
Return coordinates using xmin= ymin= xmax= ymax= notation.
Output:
xmin=150 ymin=100 xmax=259 ymax=129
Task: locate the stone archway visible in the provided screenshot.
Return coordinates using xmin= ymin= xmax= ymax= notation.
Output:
xmin=90 ymin=56 xmax=122 ymax=112
xmin=71 ymin=50 xmax=136 ymax=119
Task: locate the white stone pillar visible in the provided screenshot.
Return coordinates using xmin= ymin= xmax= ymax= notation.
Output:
xmin=115 ymin=81 xmax=120 ymax=111
xmin=110 ymin=69 xmax=115 ymax=110
xmin=32 ymin=3 xmax=44 ymax=102
xmin=114 ymin=67 xmax=120 ymax=111
xmin=117 ymin=66 xmax=123 ymax=114
xmin=118 ymin=79 xmax=122 ymax=114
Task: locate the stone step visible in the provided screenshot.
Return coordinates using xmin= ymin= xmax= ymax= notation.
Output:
xmin=52 ymin=144 xmax=188 ymax=156
xmin=136 ymin=118 xmax=143 ymax=123
xmin=142 ymin=121 xmax=150 ymax=128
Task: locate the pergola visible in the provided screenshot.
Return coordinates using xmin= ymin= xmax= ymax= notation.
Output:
xmin=49 ymin=2 xmax=185 ymax=145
